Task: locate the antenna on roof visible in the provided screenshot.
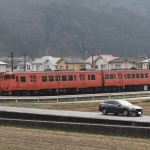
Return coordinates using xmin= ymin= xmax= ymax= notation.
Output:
xmin=24 ymin=42 xmax=27 ymax=72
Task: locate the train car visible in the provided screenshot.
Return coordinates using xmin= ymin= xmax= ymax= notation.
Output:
xmin=1 ymin=71 xmax=103 ymax=95
xmin=103 ymin=70 xmax=150 ymax=91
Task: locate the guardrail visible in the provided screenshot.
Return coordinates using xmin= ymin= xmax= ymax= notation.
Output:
xmin=0 ymin=91 xmax=150 ymax=103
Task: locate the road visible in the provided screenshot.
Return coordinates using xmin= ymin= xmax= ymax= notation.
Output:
xmin=0 ymin=106 xmax=150 ymax=123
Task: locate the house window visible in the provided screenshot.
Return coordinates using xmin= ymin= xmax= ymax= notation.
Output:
xmin=115 ymin=65 xmax=121 ymax=69
xmin=80 ymin=65 xmax=86 ymax=69
xmin=66 ymin=66 xmax=68 ymax=69
xmin=95 ymin=65 xmax=98 ymax=69
xmin=60 ymin=66 xmax=64 ymax=70
xmin=101 ymin=65 xmax=105 ymax=70
xmin=36 ymin=65 xmax=40 ymax=71
xmin=147 ymin=65 xmax=149 ymax=69
xmin=20 ymin=76 xmax=26 ymax=82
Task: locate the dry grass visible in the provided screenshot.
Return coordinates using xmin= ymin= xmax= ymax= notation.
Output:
xmin=0 ymin=126 xmax=149 ymax=150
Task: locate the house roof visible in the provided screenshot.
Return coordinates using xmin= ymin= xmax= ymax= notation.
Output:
xmin=0 ymin=61 xmax=7 ymax=65
xmin=142 ymin=59 xmax=150 ymax=63
xmin=109 ymin=56 xmax=146 ymax=63
xmin=57 ymin=57 xmax=88 ymax=64
xmin=1 ymin=60 xmax=22 ymax=67
xmin=32 ymin=56 xmax=60 ymax=65
xmin=84 ymin=54 xmax=117 ymax=64
xmin=84 ymin=56 xmax=99 ymax=64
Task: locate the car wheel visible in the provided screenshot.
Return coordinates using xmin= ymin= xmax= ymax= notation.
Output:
xmin=102 ymin=108 xmax=107 ymax=115
xmin=123 ymin=109 xmax=129 ymax=116
xmin=114 ymin=113 xmax=118 ymax=115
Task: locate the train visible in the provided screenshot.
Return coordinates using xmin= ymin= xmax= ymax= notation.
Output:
xmin=0 ymin=69 xmax=149 ymax=96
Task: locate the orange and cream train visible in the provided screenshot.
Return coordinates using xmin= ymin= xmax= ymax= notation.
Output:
xmin=0 ymin=70 xmax=149 ymax=95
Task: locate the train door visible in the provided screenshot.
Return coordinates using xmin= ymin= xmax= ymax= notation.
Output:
xmin=80 ymin=74 xmax=86 ymax=88
xmin=29 ymin=75 xmax=37 ymax=90
xmin=118 ymin=73 xmax=123 ymax=89
xmin=16 ymin=76 xmax=19 ymax=88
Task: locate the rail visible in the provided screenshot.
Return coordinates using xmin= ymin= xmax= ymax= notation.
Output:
xmin=0 ymin=91 xmax=150 ymax=103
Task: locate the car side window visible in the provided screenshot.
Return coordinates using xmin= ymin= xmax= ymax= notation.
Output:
xmin=114 ymin=101 xmax=119 ymax=105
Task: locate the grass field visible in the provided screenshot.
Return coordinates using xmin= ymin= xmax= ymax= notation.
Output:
xmin=0 ymin=126 xmax=150 ymax=150
xmin=0 ymin=98 xmax=150 ymax=149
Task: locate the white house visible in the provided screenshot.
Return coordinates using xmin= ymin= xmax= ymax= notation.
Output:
xmin=0 ymin=61 xmax=7 ymax=72
xmin=85 ymin=54 xmax=117 ymax=70
xmin=32 ymin=56 xmax=60 ymax=71
xmin=141 ymin=59 xmax=150 ymax=69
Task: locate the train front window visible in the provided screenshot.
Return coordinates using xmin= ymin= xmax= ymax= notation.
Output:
xmin=4 ymin=75 xmax=10 ymax=80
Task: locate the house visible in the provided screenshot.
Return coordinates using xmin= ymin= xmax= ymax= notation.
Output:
xmin=57 ymin=57 xmax=90 ymax=71
xmin=0 ymin=61 xmax=7 ymax=72
xmin=141 ymin=59 xmax=150 ymax=69
xmin=108 ymin=55 xmax=146 ymax=70
xmin=0 ymin=57 xmax=33 ymax=72
xmin=85 ymin=54 xmax=117 ymax=70
xmin=32 ymin=56 xmax=60 ymax=71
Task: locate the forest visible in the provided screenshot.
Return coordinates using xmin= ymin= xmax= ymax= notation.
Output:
xmin=0 ymin=0 xmax=150 ymax=58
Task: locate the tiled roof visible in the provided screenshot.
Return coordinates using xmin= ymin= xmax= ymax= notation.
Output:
xmin=84 ymin=56 xmax=98 ymax=64
xmin=109 ymin=56 xmax=146 ymax=63
xmin=32 ymin=56 xmax=60 ymax=65
xmin=64 ymin=57 xmax=85 ymax=63
xmin=100 ymin=54 xmax=118 ymax=62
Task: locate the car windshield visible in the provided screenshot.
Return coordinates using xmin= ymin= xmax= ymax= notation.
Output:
xmin=119 ymin=101 xmax=132 ymax=106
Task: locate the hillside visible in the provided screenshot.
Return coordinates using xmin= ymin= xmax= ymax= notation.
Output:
xmin=0 ymin=0 xmax=150 ymax=58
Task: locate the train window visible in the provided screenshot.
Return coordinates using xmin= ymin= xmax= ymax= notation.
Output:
xmin=114 ymin=74 xmax=116 ymax=79
xmin=20 ymin=76 xmax=26 ymax=82
xmin=110 ymin=74 xmax=113 ymax=79
xmin=68 ymin=75 xmax=73 ymax=81
xmin=145 ymin=74 xmax=148 ymax=78
xmin=88 ymin=75 xmax=90 ymax=80
xmin=91 ymin=75 xmax=95 ymax=80
xmin=118 ymin=74 xmax=122 ymax=79
xmin=105 ymin=74 xmax=109 ymax=79
xmin=74 ymin=75 xmax=76 ymax=81
xmin=141 ymin=74 xmax=144 ymax=78
xmin=127 ymin=74 xmax=131 ymax=79
xmin=30 ymin=76 xmax=33 ymax=82
xmin=62 ymin=76 xmax=67 ymax=81
xmin=55 ymin=76 xmax=60 ymax=81
xmin=42 ymin=76 xmax=47 ymax=82
xmin=4 ymin=75 xmax=10 ymax=80
xmin=80 ymin=75 xmax=84 ymax=80
xmin=136 ymin=74 xmax=139 ymax=78
xmin=49 ymin=76 xmax=54 ymax=81
xmin=132 ymin=74 xmax=135 ymax=78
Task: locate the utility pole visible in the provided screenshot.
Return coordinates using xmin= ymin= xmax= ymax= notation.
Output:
xmin=148 ymin=54 xmax=150 ymax=70
xmin=11 ymin=52 xmax=14 ymax=72
xmin=91 ymin=53 xmax=93 ymax=68
xmin=81 ymin=41 xmax=85 ymax=60
xmin=24 ymin=42 xmax=27 ymax=72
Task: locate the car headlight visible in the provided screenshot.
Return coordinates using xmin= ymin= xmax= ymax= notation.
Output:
xmin=129 ymin=107 xmax=136 ymax=110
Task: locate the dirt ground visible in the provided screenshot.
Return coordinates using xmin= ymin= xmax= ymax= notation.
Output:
xmin=0 ymin=126 xmax=149 ymax=150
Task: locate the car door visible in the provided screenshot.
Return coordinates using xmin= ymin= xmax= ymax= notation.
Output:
xmin=106 ymin=101 xmax=115 ymax=113
xmin=113 ymin=101 xmax=123 ymax=114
